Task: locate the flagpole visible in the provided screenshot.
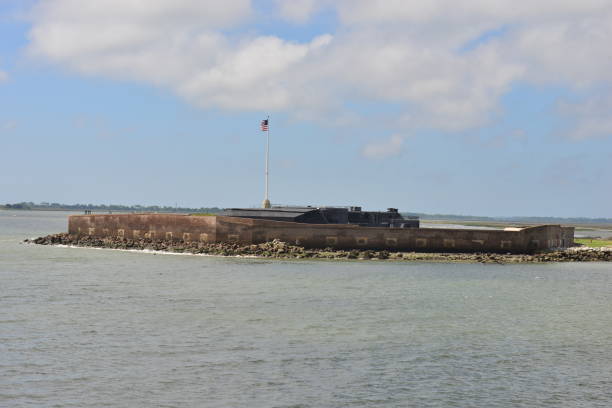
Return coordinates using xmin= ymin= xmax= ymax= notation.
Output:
xmin=262 ymin=116 xmax=271 ymax=208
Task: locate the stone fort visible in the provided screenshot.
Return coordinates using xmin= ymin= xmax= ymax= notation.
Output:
xmin=69 ymin=207 xmax=574 ymax=254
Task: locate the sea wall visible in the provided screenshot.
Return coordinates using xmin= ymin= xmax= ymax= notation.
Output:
xmin=68 ymin=214 xmax=574 ymax=253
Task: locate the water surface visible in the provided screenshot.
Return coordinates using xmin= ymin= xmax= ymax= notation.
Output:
xmin=1 ymin=210 xmax=612 ymax=407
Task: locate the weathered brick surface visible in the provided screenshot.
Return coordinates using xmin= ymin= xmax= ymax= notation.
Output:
xmin=68 ymin=213 xmax=217 ymax=243
xmin=68 ymin=214 xmax=574 ymax=254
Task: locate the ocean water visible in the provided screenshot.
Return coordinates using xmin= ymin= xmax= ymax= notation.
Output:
xmin=1 ymin=210 xmax=612 ymax=408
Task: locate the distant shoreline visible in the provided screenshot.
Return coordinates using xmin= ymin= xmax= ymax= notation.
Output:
xmin=4 ymin=207 xmax=612 ymax=230
xmin=423 ymin=218 xmax=612 ymax=231
xmin=2 ymin=208 xmax=195 ymax=213
xmin=1 ymin=204 xmax=221 ymax=214
xmin=3 ymin=203 xmax=611 ymax=225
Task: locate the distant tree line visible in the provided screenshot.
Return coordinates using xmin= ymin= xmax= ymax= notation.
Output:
xmin=2 ymin=202 xmax=221 ymax=213
xmin=403 ymin=212 xmax=612 ymax=224
xmin=2 ymin=202 xmax=609 ymax=223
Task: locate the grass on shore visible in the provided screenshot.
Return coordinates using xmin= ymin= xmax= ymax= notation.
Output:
xmin=575 ymin=238 xmax=612 ymax=248
xmin=424 ymin=219 xmax=612 ymax=230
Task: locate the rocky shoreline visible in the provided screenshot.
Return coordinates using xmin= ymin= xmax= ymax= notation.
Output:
xmin=26 ymin=233 xmax=612 ymax=263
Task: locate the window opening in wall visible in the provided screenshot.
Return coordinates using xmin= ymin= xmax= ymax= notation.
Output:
xmin=326 ymin=236 xmax=338 ymax=245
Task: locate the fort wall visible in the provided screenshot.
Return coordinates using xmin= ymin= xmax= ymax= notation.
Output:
xmin=68 ymin=214 xmax=574 ymax=253
xmin=68 ymin=213 xmax=218 ymax=243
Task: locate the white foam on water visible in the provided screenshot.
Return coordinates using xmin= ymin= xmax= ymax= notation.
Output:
xmin=50 ymin=244 xmax=259 ymax=258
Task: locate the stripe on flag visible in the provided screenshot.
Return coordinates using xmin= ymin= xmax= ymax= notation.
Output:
xmin=260 ymin=119 xmax=269 ymax=131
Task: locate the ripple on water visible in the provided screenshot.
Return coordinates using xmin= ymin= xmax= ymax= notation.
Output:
xmin=2 ymin=212 xmax=612 ymax=406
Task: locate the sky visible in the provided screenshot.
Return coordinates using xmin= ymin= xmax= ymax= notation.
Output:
xmin=0 ymin=0 xmax=611 ymax=218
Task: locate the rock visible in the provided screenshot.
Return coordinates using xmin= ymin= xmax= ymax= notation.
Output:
xmin=27 ymin=233 xmax=612 ymax=263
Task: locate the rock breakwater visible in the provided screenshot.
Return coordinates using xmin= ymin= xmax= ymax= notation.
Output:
xmin=27 ymin=233 xmax=612 ymax=263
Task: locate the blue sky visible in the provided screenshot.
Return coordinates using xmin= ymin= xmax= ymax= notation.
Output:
xmin=1 ymin=0 xmax=611 ymax=217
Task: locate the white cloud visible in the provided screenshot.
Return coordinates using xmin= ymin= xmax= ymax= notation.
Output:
xmin=331 ymin=0 xmax=612 ymax=86
xmin=178 ymin=34 xmax=333 ymax=110
xmin=333 ymin=0 xmax=611 ymax=29
xmin=27 ymin=0 xmax=251 ymax=82
xmin=0 ymin=70 xmax=7 ymax=83
xmin=24 ymin=0 xmax=612 ymax=136
xmin=362 ymin=134 xmax=404 ymax=159
xmin=503 ymin=18 xmax=612 ymax=86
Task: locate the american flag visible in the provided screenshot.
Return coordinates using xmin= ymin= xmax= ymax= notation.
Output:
xmin=260 ymin=119 xmax=269 ymax=132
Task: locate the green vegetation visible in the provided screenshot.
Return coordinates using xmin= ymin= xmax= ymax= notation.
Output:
xmin=405 ymin=212 xmax=612 ymax=226
xmin=190 ymin=213 xmax=216 ymax=216
xmin=422 ymin=218 xmax=612 ymax=230
xmin=575 ymin=238 xmax=612 ymax=248
xmin=3 ymin=202 xmax=611 ymax=228
xmin=2 ymin=202 xmax=221 ymax=214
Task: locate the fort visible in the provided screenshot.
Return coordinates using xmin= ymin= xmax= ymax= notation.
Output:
xmin=68 ymin=206 xmax=575 ymax=254
xmin=58 ymin=115 xmax=576 ymax=255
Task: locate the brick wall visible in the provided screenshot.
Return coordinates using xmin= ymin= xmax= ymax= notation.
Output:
xmin=68 ymin=214 xmax=574 ymax=253
xmin=69 ymin=213 xmax=217 ymax=243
